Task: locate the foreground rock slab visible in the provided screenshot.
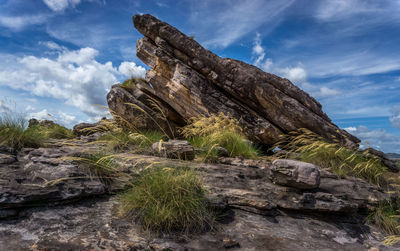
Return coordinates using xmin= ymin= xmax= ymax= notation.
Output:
xmin=0 ymin=196 xmax=394 ymax=251
xmin=0 ymin=137 xmax=397 ymax=250
xmin=108 ymin=14 xmax=361 ymax=148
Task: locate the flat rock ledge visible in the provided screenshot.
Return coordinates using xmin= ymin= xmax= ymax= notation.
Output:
xmin=0 ymin=138 xmax=398 ymax=250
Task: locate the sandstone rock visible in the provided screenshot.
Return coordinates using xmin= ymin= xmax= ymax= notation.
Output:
xmin=0 ymin=153 xmax=16 ymax=164
xmin=0 ymin=137 xmax=397 ymax=250
xmin=0 ymin=145 xmax=106 ymax=219
xmin=364 ymin=148 xmax=400 ymax=172
xmin=125 ymin=14 xmax=360 ymax=148
xmin=107 ymin=82 xmax=184 ymax=138
xmin=271 ymin=159 xmax=321 ymax=189
xmin=152 ymin=140 xmax=195 ymax=160
xmin=72 ymin=122 xmax=98 ymax=136
xmin=215 ymin=146 xmax=230 ymax=157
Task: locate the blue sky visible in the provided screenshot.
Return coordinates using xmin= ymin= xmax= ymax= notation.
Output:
xmin=0 ymin=0 xmax=399 ymax=153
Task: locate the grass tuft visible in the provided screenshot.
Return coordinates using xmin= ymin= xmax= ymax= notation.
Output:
xmin=40 ymin=124 xmax=74 ymax=139
xmin=99 ymin=130 xmax=166 ymax=152
xmin=0 ymin=114 xmax=46 ymax=150
xmin=368 ymin=201 xmax=400 ymax=236
xmin=117 ymin=166 xmax=212 ymax=233
xmin=121 ymin=77 xmax=145 ymax=90
xmin=181 ymin=113 xmax=258 ymax=161
xmin=276 ymin=128 xmax=387 ymax=186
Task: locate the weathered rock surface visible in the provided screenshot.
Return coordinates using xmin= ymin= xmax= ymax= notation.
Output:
xmin=271 ymin=159 xmax=320 ymax=189
xmin=107 ymin=14 xmax=360 ymax=148
xmin=364 ymin=148 xmax=400 ymax=172
xmin=0 ymin=137 xmax=398 ymax=250
xmin=0 ymin=140 xmax=106 ymax=219
xmin=107 ymin=81 xmax=185 ymax=137
xmin=151 ymin=139 xmax=195 ymax=160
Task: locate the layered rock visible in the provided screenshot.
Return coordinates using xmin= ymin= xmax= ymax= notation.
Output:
xmin=0 ymin=137 xmax=396 ymax=250
xmin=107 ymin=14 xmax=360 ymax=148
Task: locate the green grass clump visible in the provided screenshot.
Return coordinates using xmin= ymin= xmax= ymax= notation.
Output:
xmin=99 ymin=130 xmax=166 ymax=152
xmin=276 ymin=128 xmax=387 ymax=186
xmin=121 ymin=77 xmax=145 ymax=90
xmin=41 ymin=124 xmax=74 ymax=139
xmin=181 ymin=113 xmax=259 ymax=161
xmin=73 ymin=152 xmax=126 ymax=186
xmin=118 ymin=166 xmax=212 ymax=233
xmin=0 ymin=114 xmax=45 ymax=150
xmin=369 ymin=201 xmax=400 ymax=236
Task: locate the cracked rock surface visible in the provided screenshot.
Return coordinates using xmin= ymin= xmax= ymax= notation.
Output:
xmin=0 ymin=137 xmax=397 ymax=250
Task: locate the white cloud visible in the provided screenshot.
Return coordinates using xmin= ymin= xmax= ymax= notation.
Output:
xmin=118 ymin=62 xmax=146 ymax=78
xmin=42 ymin=0 xmax=81 ymax=12
xmin=192 ymin=0 xmax=295 ymax=48
xmin=25 ymin=105 xmax=35 ymax=112
xmin=0 ymin=14 xmax=48 ymax=30
xmin=313 ymin=87 xmax=342 ymax=98
xmin=58 ymin=111 xmax=76 ymax=125
xmin=390 ymin=106 xmax=400 ymax=128
xmin=344 ymin=125 xmax=400 ymax=153
xmin=0 ymin=100 xmax=12 ymax=113
xmin=0 ymin=44 xmax=146 ymax=118
xmin=39 ymin=41 xmax=68 ymax=52
xmin=315 ymin=0 xmax=378 ymax=21
xmin=29 ymin=109 xmax=53 ymax=120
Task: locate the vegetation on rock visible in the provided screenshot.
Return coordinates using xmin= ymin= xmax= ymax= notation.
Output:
xmin=0 ymin=113 xmax=73 ymax=150
xmin=117 ymin=166 xmax=212 ymax=233
xmin=276 ymin=128 xmax=388 ymax=186
xmin=181 ymin=113 xmax=259 ymax=161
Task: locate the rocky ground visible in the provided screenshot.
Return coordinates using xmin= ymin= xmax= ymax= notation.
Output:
xmin=0 ymin=135 xmax=398 ymax=251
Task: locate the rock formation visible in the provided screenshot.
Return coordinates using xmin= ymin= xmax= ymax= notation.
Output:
xmin=108 ymin=14 xmax=360 ymax=148
xmin=0 ymin=136 xmax=397 ymax=250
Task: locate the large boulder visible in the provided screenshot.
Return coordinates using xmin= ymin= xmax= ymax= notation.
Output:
xmin=116 ymin=14 xmax=360 ymax=148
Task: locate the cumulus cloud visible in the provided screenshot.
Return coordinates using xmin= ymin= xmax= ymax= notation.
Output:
xmin=58 ymin=111 xmax=76 ymax=125
xmin=344 ymin=125 xmax=400 ymax=153
xmin=390 ymin=106 xmax=400 ymax=128
xmin=118 ymin=62 xmax=146 ymax=78
xmin=29 ymin=109 xmax=53 ymax=120
xmin=0 ymin=44 xmax=145 ymax=118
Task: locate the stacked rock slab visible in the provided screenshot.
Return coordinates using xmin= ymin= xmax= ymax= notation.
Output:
xmin=123 ymin=14 xmax=359 ymax=148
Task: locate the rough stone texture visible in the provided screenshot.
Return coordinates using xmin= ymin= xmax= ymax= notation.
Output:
xmin=107 ymin=82 xmax=184 ymax=138
xmin=364 ymin=148 xmax=400 ymax=173
xmin=152 ymin=139 xmax=195 ymax=160
xmin=271 ymin=159 xmax=320 ymax=189
xmin=0 ymin=138 xmax=398 ymax=250
xmin=0 ymin=197 xmax=394 ymax=251
xmin=117 ymin=14 xmax=361 ymax=148
xmin=0 ymin=141 xmax=106 ymax=219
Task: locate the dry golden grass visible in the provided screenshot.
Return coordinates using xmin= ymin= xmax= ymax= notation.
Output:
xmin=181 ymin=113 xmax=259 ymax=160
xmin=276 ymin=128 xmax=387 ymax=186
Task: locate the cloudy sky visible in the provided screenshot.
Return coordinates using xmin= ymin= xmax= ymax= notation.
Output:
xmin=0 ymin=0 xmax=399 ymax=153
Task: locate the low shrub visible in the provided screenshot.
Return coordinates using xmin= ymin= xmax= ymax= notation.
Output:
xmin=120 ymin=77 xmax=145 ymax=90
xmin=0 ymin=114 xmax=45 ymax=150
xmin=117 ymin=166 xmax=212 ymax=233
xmin=181 ymin=113 xmax=259 ymax=161
xmin=368 ymin=201 xmax=400 ymax=236
xmin=41 ymin=124 xmax=74 ymax=139
xmin=276 ymin=128 xmax=387 ymax=186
